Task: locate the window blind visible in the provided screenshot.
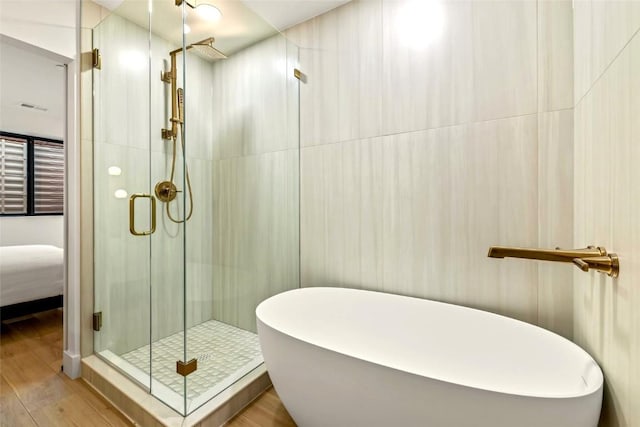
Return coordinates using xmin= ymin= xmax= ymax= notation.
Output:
xmin=33 ymin=140 xmax=64 ymax=214
xmin=0 ymin=136 xmax=28 ymax=214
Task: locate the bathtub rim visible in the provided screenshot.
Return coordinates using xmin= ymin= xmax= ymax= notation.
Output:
xmin=256 ymin=287 xmax=604 ymax=401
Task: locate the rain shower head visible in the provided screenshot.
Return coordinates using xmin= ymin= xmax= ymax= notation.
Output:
xmin=169 ymin=37 xmax=227 ymax=61
xmin=188 ymin=37 xmax=227 ymax=61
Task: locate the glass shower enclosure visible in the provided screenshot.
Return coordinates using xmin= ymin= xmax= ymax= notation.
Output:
xmin=91 ymin=0 xmax=299 ymax=415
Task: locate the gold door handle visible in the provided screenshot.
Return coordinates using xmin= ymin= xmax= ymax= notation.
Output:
xmin=129 ymin=193 xmax=156 ymax=236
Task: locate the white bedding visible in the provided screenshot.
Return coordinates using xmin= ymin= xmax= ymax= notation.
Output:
xmin=0 ymin=245 xmax=64 ymax=307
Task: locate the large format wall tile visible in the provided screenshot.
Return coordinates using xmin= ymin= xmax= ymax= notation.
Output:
xmin=574 ymin=0 xmax=640 ymax=102
xmin=295 ymin=0 xmax=572 ymax=335
xmin=290 ymin=0 xmax=537 ymax=142
xmin=573 ymin=0 xmax=593 ymax=105
xmin=286 ymin=7 xmax=340 ymax=147
xmin=286 ymin=0 xmax=384 ymax=144
xmin=382 ymin=0 xmax=474 ymax=134
xmin=574 ymin=30 xmax=640 ymax=426
xmin=538 ymin=0 xmax=574 ymax=111
xmin=471 ymin=0 xmax=537 ymax=121
xmin=93 ymin=14 xmax=150 ymax=150
xmin=301 ymin=115 xmax=539 ymax=323
xmin=208 ymin=33 xmax=300 ymax=332
xmin=300 ymin=138 xmax=384 ymax=289
xmin=538 ymin=110 xmax=573 ymax=338
xmin=183 ymin=53 xmax=215 ymax=161
xmin=212 ymin=149 xmax=300 ymax=332
xmin=211 ymin=35 xmax=297 ymax=158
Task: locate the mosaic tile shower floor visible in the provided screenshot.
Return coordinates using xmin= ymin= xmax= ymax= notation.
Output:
xmin=120 ymin=320 xmax=263 ymax=401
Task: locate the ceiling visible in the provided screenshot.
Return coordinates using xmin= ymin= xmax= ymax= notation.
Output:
xmin=241 ymin=0 xmax=350 ymax=31
xmin=0 ymin=36 xmax=66 ymax=139
xmin=92 ymin=0 xmax=350 ymax=56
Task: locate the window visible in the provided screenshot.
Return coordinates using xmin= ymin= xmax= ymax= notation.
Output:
xmin=0 ymin=132 xmax=64 ymax=215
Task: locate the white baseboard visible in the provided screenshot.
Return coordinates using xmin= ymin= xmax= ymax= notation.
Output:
xmin=63 ymin=350 xmax=81 ymax=379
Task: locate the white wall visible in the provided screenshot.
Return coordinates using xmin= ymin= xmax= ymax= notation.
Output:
xmin=0 ymin=37 xmax=66 ymax=249
xmin=0 ymin=38 xmax=66 ymax=139
xmin=288 ymin=0 xmax=574 ymax=337
xmin=0 ymin=216 xmax=64 ymax=247
xmin=0 ymin=0 xmax=76 ymax=59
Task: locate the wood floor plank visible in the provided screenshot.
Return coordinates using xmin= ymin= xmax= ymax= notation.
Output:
xmin=59 ymin=375 xmax=133 ymax=427
xmin=0 ymin=376 xmax=38 ymax=427
xmin=6 ymin=310 xmax=62 ymax=340
xmin=30 ymin=394 xmax=114 ymax=427
xmin=226 ymin=387 xmax=296 ymax=427
xmin=3 ymin=310 xmax=299 ymax=427
xmin=0 ymin=324 xmax=38 ymax=361
xmin=1 ymin=311 xmax=131 ymax=426
xmin=30 ymin=332 xmax=64 ymax=373
xmin=1 ymin=351 xmax=73 ymax=411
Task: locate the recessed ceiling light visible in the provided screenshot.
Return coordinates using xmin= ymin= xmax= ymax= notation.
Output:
xmin=184 ymin=24 xmax=191 ymax=34
xmin=196 ymin=3 xmax=222 ymax=21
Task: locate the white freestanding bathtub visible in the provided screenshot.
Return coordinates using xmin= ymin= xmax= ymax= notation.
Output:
xmin=256 ymin=287 xmax=603 ymax=427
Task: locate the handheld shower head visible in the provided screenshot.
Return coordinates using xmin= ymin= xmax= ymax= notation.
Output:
xmin=177 ymin=88 xmax=184 ymax=123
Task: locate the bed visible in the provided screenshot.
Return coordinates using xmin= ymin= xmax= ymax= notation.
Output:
xmin=1 ymin=245 xmax=64 ymax=320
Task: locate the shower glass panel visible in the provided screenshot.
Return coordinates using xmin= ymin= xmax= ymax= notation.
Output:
xmin=91 ymin=0 xmax=300 ymax=416
xmin=92 ymin=0 xmax=159 ymax=395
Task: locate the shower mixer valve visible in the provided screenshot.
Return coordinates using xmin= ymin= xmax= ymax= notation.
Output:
xmin=155 ymin=181 xmax=180 ymax=203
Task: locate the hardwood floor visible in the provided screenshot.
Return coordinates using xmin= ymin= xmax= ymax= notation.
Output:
xmin=226 ymin=387 xmax=296 ymax=427
xmin=0 ymin=309 xmax=132 ymax=427
xmin=0 ymin=309 xmax=297 ymax=427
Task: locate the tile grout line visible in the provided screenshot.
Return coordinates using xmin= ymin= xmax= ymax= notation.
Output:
xmin=575 ymin=23 xmax=640 ymax=108
xmin=300 ymin=108 xmax=576 ymax=151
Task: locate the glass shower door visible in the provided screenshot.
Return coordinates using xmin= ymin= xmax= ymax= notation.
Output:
xmin=93 ymin=0 xmax=189 ymax=413
xmin=183 ymin=16 xmax=301 ymax=415
xmin=147 ymin=0 xmax=188 ymax=413
xmin=92 ymin=0 xmax=300 ymax=416
xmin=92 ymin=0 xmax=156 ymax=392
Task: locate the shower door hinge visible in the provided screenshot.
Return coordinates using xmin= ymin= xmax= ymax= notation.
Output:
xmin=93 ymin=312 xmax=102 ymax=331
xmin=293 ymin=68 xmax=306 ymax=82
xmin=92 ymin=48 xmax=102 ymax=70
xmin=176 ymin=358 xmax=198 ymax=376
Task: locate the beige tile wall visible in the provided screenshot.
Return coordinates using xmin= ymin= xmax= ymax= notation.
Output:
xmin=210 ymin=35 xmax=300 ymax=333
xmin=573 ymin=1 xmax=640 ymax=423
xmin=290 ymin=0 xmax=575 ymax=335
